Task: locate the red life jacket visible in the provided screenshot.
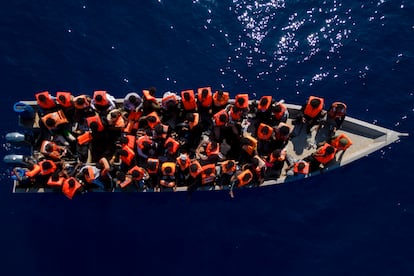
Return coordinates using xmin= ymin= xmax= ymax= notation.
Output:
xmin=86 ymin=114 xmax=105 ymax=132
xmin=41 ymin=110 xmax=69 ymax=130
xmin=234 ymin=94 xmax=249 ymax=110
xmin=189 ymin=160 xmax=202 ymax=178
xmin=160 ymin=162 xmax=176 ymax=187
xmin=128 ymin=166 xmax=146 ymax=181
xmin=120 ymin=145 xmax=135 ymax=166
xmin=236 ymin=170 xmax=253 ymax=187
xmin=181 ymin=90 xmax=197 ymax=111
xmin=303 ymin=96 xmax=324 ymax=118
xmin=62 ymin=177 xmax=82 ymax=199
xmin=136 ymin=135 xmax=152 ymax=150
xmin=146 ymin=158 xmax=160 ymax=174
xmin=258 ymin=96 xmax=272 ymax=112
xmin=146 ymin=111 xmax=161 ymax=129
xmin=273 ymin=103 xmax=287 ymax=120
xmin=143 ymin=89 xmax=157 ymax=102
xmin=313 ymin=143 xmax=336 ymax=164
xmin=56 ymin=91 xmax=73 ymax=108
xmin=293 ymin=161 xmax=309 ymax=174
xmin=77 ymin=131 xmax=93 ymax=145
xmin=35 ymin=91 xmax=56 ymax=109
xmin=213 ymin=91 xmax=229 ymax=107
xmin=229 ymin=106 xmax=242 ymax=121
xmin=205 ymin=142 xmax=220 ymax=156
xmin=330 ymin=133 xmax=352 ymax=151
xmin=197 ymin=87 xmax=213 ymax=108
xmin=328 ymin=102 xmax=347 ymax=119
xmin=201 ymin=164 xmax=216 ymax=185
xmin=176 ymin=154 xmax=190 ymax=171
xmin=47 ymin=175 xmax=65 ymax=187
xmin=213 ymin=109 xmax=229 ymax=127
xmin=221 ymin=160 xmax=237 ymax=174
xmin=93 ymin=90 xmax=109 ymax=107
xmin=257 ymin=123 xmax=273 ymax=140
xmin=73 ymin=95 xmax=90 ymax=110
xmin=25 ymin=164 xmax=41 ymax=178
xmin=164 ymin=137 xmax=180 ymax=155
xmin=39 ymin=160 xmax=57 ymax=176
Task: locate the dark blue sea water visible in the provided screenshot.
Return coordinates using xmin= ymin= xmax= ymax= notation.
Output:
xmin=1 ymin=1 xmax=413 ymax=275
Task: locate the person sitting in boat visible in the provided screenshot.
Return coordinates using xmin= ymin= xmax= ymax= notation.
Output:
xmin=200 ymin=163 xmax=217 ymax=187
xmin=56 ymin=91 xmax=75 ymax=120
xmin=295 ymin=95 xmax=326 ymax=134
xmin=159 ymin=161 xmax=177 ymax=191
xmin=272 ymin=122 xmax=292 ymax=149
xmin=91 ymin=90 xmax=116 ymax=114
xmin=304 ymin=142 xmax=337 ymax=172
xmin=73 ymin=94 xmax=95 ymax=123
xmin=285 ymin=159 xmax=309 ymax=179
xmin=121 ymin=165 xmax=149 ymax=191
xmin=146 ymin=158 xmax=160 ymax=191
xmin=216 ymin=159 xmax=237 ymax=188
xmin=163 ymin=136 xmax=180 ymax=161
xmin=186 ymin=159 xmax=203 ymax=195
xmin=328 ymin=133 xmax=352 ymax=160
xmin=136 ymin=131 xmax=155 ymax=163
xmin=251 ymin=155 xmax=267 ymax=186
xmin=234 ymin=94 xmax=250 ymax=114
xmin=196 ymin=139 xmax=221 ymax=165
xmin=240 ymin=132 xmax=258 ymax=163
xmin=229 ymin=167 xmax=254 ymax=198
xmin=11 ymin=166 xmax=33 ymax=187
xmin=212 ymin=90 xmax=230 ymax=113
xmin=40 ymin=139 xmax=71 ymax=161
xmin=180 ymin=89 xmax=198 ymax=114
xmin=77 ymin=164 xmax=105 ymax=190
xmin=106 ymin=109 xmax=127 ymax=129
xmin=196 ymin=87 xmax=214 ymax=131
xmin=257 ymin=122 xmax=274 ymax=155
xmin=271 ymin=100 xmax=289 ymax=125
xmin=161 ymin=91 xmax=180 ymax=129
xmin=123 ymin=92 xmax=142 ymax=113
xmin=176 ymin=153 xmax=190 ymax=187
xmin=212 ymin=108 xmax=229 ymax=142
xmin=142 ymin=87 xmax=161 ymax=115
xmin=62 ymin=177 xmax=83 ymax=200
xmin=265 ymin=148 xmax=287 ymax=179
xmin=178 ymin=112 xmax=202 ymax=151
xmin=255 ymin=95 xmax=273 ymax=125
xmin=326 ymin=101 xmax=347 ymax=134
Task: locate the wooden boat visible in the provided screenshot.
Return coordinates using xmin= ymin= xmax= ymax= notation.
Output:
xmin=3 ymin=95 xmax=408 ymax=195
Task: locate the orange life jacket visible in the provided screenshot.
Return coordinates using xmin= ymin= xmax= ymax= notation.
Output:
xmin=39 ymin=160 xmax=57 ymax=176
xmin=47 ymin=175 xmax=65 ymax=187
xmin=128 ymin=166 xmax=146 ymax=181
xmin=303 ymin=96 xmax=324 ymax=118
xmin=25 ymin=164 xmax=41 ymax=178
xmin=56 ymin=91 xmax=73 ymax=108
xmin=328 ymin=102 xmax=347 ymax=119
xmin=146 ymin=158 xmax=160 ymax=174
xmin=221 ymin=160 xmax=237 ymax=174
xmin=176 ymin=154 xmax=190 ymax=171
xmin=73 ymin=95 xmax=90 ymax=110
xmin=136 ymin=135 xmax=152 ymax=150
xmin=181 ymin=90 xmax=197 ymax=111
xmin=274 ymin=122 xmax=291 ymax=141
xmin=86 ymin=114 xmax=105 ymax=132
xmin=269 ymin=149 xmax=287 ymax=163
xmin=143 ymin=89 xmax=157 ymax=102
xmin=40 ymin=140 xmax=64 ymax=160
xmin=229 ymin=106 xmax=242 ymax=121
xmin=197 ymin=87 xmax=213 ymax=108
xmin=201 ymin=164 xmax=216 ymax=185
xmin=234 ymin=94 xmax=249 ymax=110
xmin=62 ymin=177 xmax=82 ymax=200
xmin=124 ymin=135 xmax=136 ymax=149
xmin=213 ymin=109 xmax=229 ymax=127
xmin=293 ymin=161 xmax=310 ymax=174
xmin=77 ymin=131 xmax=93 ymax=145
xmin=330 ymin=133 xmax=353 ymax=151
xmin=120 ymin=145 xmax=135 ymax=166
xmin=41 ymin=110 xmax=69 ymax=130
xmin=35 ymin=91 xmax=56 ymax=110
xmin=212 ymin=91 xmax=229 ymax=107
xmin=93 ymin=90 xmax=109 ymax=107
xmin=146 ymin=111 xmax=161 ymax=129
xmin=313 ymin=143 xmax=336 ymax=164
xmin=273 ymin=103 xmax=287 ymax=120
xmin=189 ymin=160 xmax=202 ymax=178
xmin=162 ymin=93 xmax=178 ymax=108
xmin=206 ymin=142 xmax=220 ymax=156
xmin=257 ymin=96 xmax=272 ymax=112
xmin=257 ymin=123 xmax=273 ymax=140
xmin=119 ymin=175 xmax=132 ymax=188
xmin=236 ymin=170 xmax=253 ymax=187
xmin=160 ymin=162 xmax=176 ymax=188
xmin=164 ymin=137 xmax=180 ymax=155
xmin=241 ymin=134 xmax=257 ymax=156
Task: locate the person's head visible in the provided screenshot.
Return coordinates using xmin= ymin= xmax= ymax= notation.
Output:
xmin=128 ymin=95 xmax=137 ymax=104
xmin=119 ymin=149 xmax=128 ymax=157
xmin=261 ymin=126 xmax=269 ymax=135
xmin=339 ymin=138 xmax=349 ymax=147
xmin=204 ymin=168 xmax=213 ymax=175
xmin=226 ymin=161 xmax=235 ymax=170
xmin=237 ymin=97 xmax=245 ymax=106
xmin=76 ymin=97 xmax=85 ymax=106
xmin=110 ymin=111 xmax=119 ymax=119
xmin=147 ymin=115 xmax=156 ymax=123
xmin=279 ymin=125 xmax=290 ymax=136
xmin=242 ymin=172 xmax=251 ymax=182
xmin=190 ymin=164 xmax=198 ymax=173
xmin=166 ymin=141 xmax=173 ymax=149
xmin=38 ymin=94 xmax=47 ymax=102
xmin=51 ymin=172 xmax=60 ymax=181
xmin=95 ymin=94 xmax=103 ymax=103
xmin=148 ymin=87 xmax=157 ymax=96
xmin=45 ymin=143 xmax=53 ymax=152
xmin=273 ymin=104 xmax=282 ymax=113
xmin=259 ymin=97 xmax=268 ymax=106
xmin=252 ymin=157 xmax=259 ymax=167
xmin=272 ymin=149 xmax=282 ymax=158
xmin=58 ymin=95 xmax=66 ymax=104
xmin=297 ymin=162 xmax=306 ymax=171
xmin=325 ymin=145 xmax=335 ymax=155
xmin=148 ymin=162 xmax=157 ymax=172
xmin=132 ymin=170 xmax=140 ymax=178
xmin=45 ymin=118 xmax=56 ymax=128
xmin=119 ymin=136 xmax=128 ymax=145
xmin=219 ymin=114 xmax=227 ymax=123
xmin=116 ymin=171 xmax=126 ymax=181
xmin=186 ymin=113 xmax=195 ymax=122
xmin=68 ymin=178 xmax=75 ymax=187
xmin=209 ymin=141 xmax=218 ymax=150
xmin=165 ymin=166 xmax=172 ymax=175
xmin=310 ymin=98 xmax=321 ymax=108
xmin=89 ymin=121 xmax=99 ymax=132
xmin=201 ymin=89 xmax=208 ymax=98
xmin=183 ymin=92 xmax=190 ymax=101
xmin=217 ymin=90 xmax=224 ymax=97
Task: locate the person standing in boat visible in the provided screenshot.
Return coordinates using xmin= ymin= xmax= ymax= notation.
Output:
xmin=295 ymin=95 xmax=326 ymax=134
xmin=196 ymin=86 xmax=214 ymax=132
xmin=255 ymin=95 xmax=274 ymax=126
xmin=142 ymin=87 xmax=161 ymax=115
xmin=326 ymin=101 xmax=347 ymax=135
